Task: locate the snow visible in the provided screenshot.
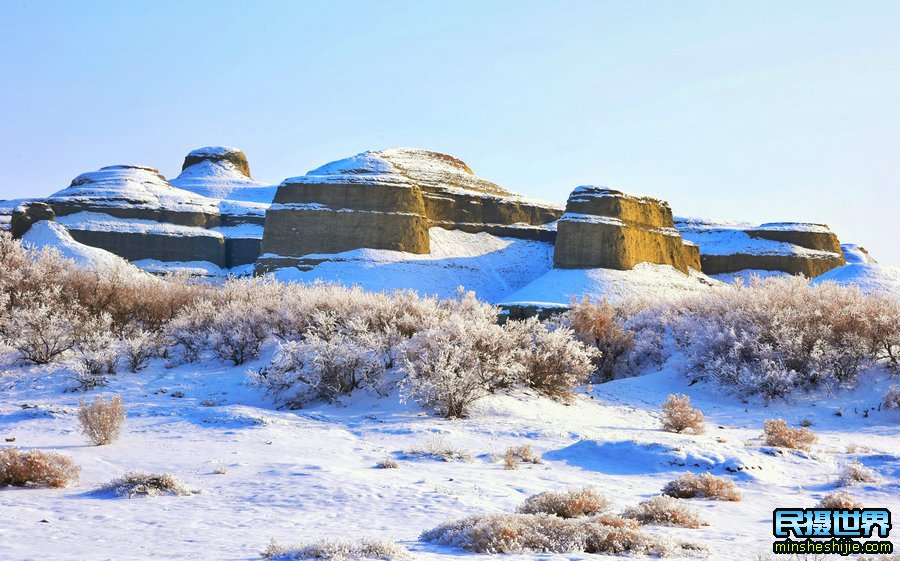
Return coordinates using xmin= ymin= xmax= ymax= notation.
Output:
xmin=56 ymin=212 xmax=226 ymax=239
xmin=756 ymin=222 xmax=833 ymax=233
xmin=500 ymin=263 xmax=722 ymax=306
xmin=1 ymin=351 xmax=897 ymax=561
xmin=812 ymin=262 xmax=900 ymax=296
xmin=268 ymin=227 xmax=555 ymax=303
xmin=131 ymin=259 xmax=255 ymax=278
xmin=172 ymin=154 xmax=276 ymax=204
xmin=710 ymin=269 xmax=790 ymax=285
xmin=20 ymin=220 xmax=144 ymax=274
xmin=842 ymin=243 xmax=878 ymax=265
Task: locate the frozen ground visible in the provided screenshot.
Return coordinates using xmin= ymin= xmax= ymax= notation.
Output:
xmin=1 ymin=351 xmax=897 ymax=561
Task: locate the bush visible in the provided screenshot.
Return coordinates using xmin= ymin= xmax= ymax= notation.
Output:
xmin=421 ymin=512 xmax=706 ymax=556
xmin=518 ymin=487 xmax=611 ymax=518
xmin=501 ymin=445 xmax=542 ymax=470
xmin=883 ymin=385 xmax=900 ymax=411
xmin=375 ymin=459 xmax=399 ymax=469
xmin=622 ymin=495 xmax=707 ymax=528
xmin=262 ymin=538 xmax=409 ymax=561
xmin=77 ymin=394 xmax=126 ymax=445
xmin=512 ymin=318 xmax=598 ymax=402
xmin=762 ymin=418 xmax=816 ymax=451
xmin=403 ymin=438 xmax=473 ymax=462
xmin=818 ymin=491 xmax=864 ymax=509
xmin=836 ymin=462 xmax=879 ymax=486
xmin=0 ymin=448 xmax=80 ymax=488
xmin=662 ymin=472 xmax=741 ymax=501
xmin=96 ymin=471 xmax=197 ymax=498
xmin=660 ymin=394 xmax=705 ymax=434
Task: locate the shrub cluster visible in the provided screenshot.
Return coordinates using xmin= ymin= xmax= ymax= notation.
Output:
xmin=517 ymin=487 xmax=611 ymax=518
xmin=96 ymin=471 xmax=197 ymax=498
xmin=818 ymin=491 xmax=864 ymax=509
xmin=262 ymin=538 xmax=409 ymax=561
xmin=0 ymin=448 xmax=80 ymax=488
xmin=567 ymin=276 xmax=900 ymax=399
xmin=622 ymin=495 xmax=707 ymax=528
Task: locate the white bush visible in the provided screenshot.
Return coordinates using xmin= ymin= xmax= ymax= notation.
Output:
xmin=262 ymin=538 xmax=409 ymax=560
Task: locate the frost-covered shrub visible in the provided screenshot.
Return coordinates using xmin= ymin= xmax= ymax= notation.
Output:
xmin=376 ymin=459 xmax=399 ymax=469
xmin=512 ymin=318 xmax=598 ymax=402
xmin=73 ymin=313 xmax=119 ymax=377
xmin=97 ymin=471 xmax=197 ymax=498
xmin=836 ymin=462 xmax=879 ymax=487
xmin=121 ymin=329 xmax=159 ymax=372
xmin=77 ymin=394 xmax=125 ymax=445
xmin=262 ymin=538 xmax=409 ymax=561
xmin=622 ymin=495 xmax=707 ymax=528
xmin=660 ymin=394 xmax=705 ymax=434
xmin=4 ymin=290 xmax=84 ymax=365
xmin=818 ymin=491 xmax=864 ymax=509
xmin=883 ymin=385 xmax=900 ymax=411
xmin=0 ymin=448 xmax=80 ymax=488
xmin=671 ymin=276 xmax=899 ymax=400
xmin=662 ymin=472 xmax=741 ymax=501
xmin=518 ymin=487 xmax=611 ymax=518
xmin=421 ymin=512 xmax=706 ymax=556
xmin=501 ymin=445 xmax=542 ymax=470
xmin=762 ymin=418 xmax=816 ymax=451
xmin=403 ymin=438 xmax=473 ymax=462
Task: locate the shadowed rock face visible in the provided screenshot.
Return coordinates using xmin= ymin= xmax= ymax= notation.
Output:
xmin=181 ymin=146 xmax=251 ymax=178
xmin=553 ymin=186 xmax=700 ymax=273
xmin=11 ymin=202 xmax=56 ymax=238
xmin=257 ymin=148 xmax=562 ymax=271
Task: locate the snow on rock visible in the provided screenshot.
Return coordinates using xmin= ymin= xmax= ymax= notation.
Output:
xmin=266 ymin=227 xmax=554 ymax=302
xmin=171 ymin=146 xmax=276 ymax=203
xmin=500 ymin=262 xmax=722 ymax=306
xmin=21 ymin=220 xmax=144 ymax=274
xmin=842 ymin=243 xmax=878 ymax=264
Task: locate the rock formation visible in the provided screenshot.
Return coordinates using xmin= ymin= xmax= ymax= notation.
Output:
xmin=171 ymin=146 xmax=276 ymax=203
xmin=553 ymin=186 xmax=700 ymax=273
xmin=675 ymin=218 xmax=846 ymax=277
xmin=11 ymin=201 xmax=56 ymax=239
xmin=257 ymin=149 xmax=562 ymax=272
xmin=37 ymin=164 xmax=265 ymax=269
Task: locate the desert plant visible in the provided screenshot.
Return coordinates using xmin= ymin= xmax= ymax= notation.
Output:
xmin=883 ymin=385 xmax=900 ymax=411
xmin=622 ymin=495 xmax=707 ymax=528
xmin=518 ymin=487 xmax=611 ymax=518
xmin=818 ymin=491 xmax=864 ymax=509
xmin=512 ymin=318 xmax=598 ymax=402
xmin=662 ymin=472 xmax=741 ymax=501
xmin=567 ymin=298 xmax=634 ymax=381
xmin=403 ymin=438 xmax=473 ymax=462
xmin=77 ymin=394 xmax=126 ymax=445
xmin=501 ymin=445 xmax=542 ymax=470
xmin=376 ymin=459 xmax=399 ymax=469
xmin=96 ymin=471 xmax=197 ymax=498
xmin=262 ymin=538 xmax=409 ymax=560
xmin=660 ymin=394 xmax=705 ymax=434
xmin=0 ymin=448 xmax=80 ymax=488
xmin=836 ymin=461 xmax=879 ymax=486
xmin=421 ymin=512 xmax=706 ymax=556
xmin=763 ymin=418 xmax=816 ymax=451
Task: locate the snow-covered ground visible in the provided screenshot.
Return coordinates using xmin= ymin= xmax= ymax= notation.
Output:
xmin=1 ymin=351 xmax=897 ymax=561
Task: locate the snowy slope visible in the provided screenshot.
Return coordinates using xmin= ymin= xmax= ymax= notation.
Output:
xmin=171 ymin=146 xmax=276 ymax=204
xmin=500 ymin=263 xmax=722 ymax=306
xmin=675 ymin=217 xmax=837 ymax=258
xmin=20 ymin=220 xmax=145 ymax=275
xmin=813 ymin=263 xmax=900 ymax=296
xmin=1 ymin=355 xmax=897 ymax=561
xmin=268 ymin=227 xmax=555 ymax=302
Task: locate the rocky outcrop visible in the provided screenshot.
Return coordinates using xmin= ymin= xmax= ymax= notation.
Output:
xmin=171 ymin=146 xmax=276 ymax=203
xmin=675 ymin=218 xmax=846 ymax=277
xmin=42 ymin=164 xmax=265 ymax=270
xmin=553 ymin=186 xmax=700 ymax=273
xmin=11 ymin=202 xmax=56 ymax=238
xmin=257 ymin=149 xmax=562 ymax=272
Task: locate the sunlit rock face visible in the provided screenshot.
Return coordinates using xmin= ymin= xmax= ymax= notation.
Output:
xmin=553 ymin=186 xmax=700 ymax=273
xmin=171 ymin=146 xmax=276 ymax=204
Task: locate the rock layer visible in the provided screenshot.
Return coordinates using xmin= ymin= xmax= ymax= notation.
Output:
xmin=172 ymin=146 xmax=276 ymax=203
xmin=553 ymin=186 xmax=700 ymax=273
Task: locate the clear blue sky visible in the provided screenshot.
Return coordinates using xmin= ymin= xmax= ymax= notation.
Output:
xmin=1 ymin=1 xmax=898 ymax=263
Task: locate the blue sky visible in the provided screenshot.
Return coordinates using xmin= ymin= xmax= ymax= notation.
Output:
xmin=1 ymin=0 xmax=898 ymax=263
